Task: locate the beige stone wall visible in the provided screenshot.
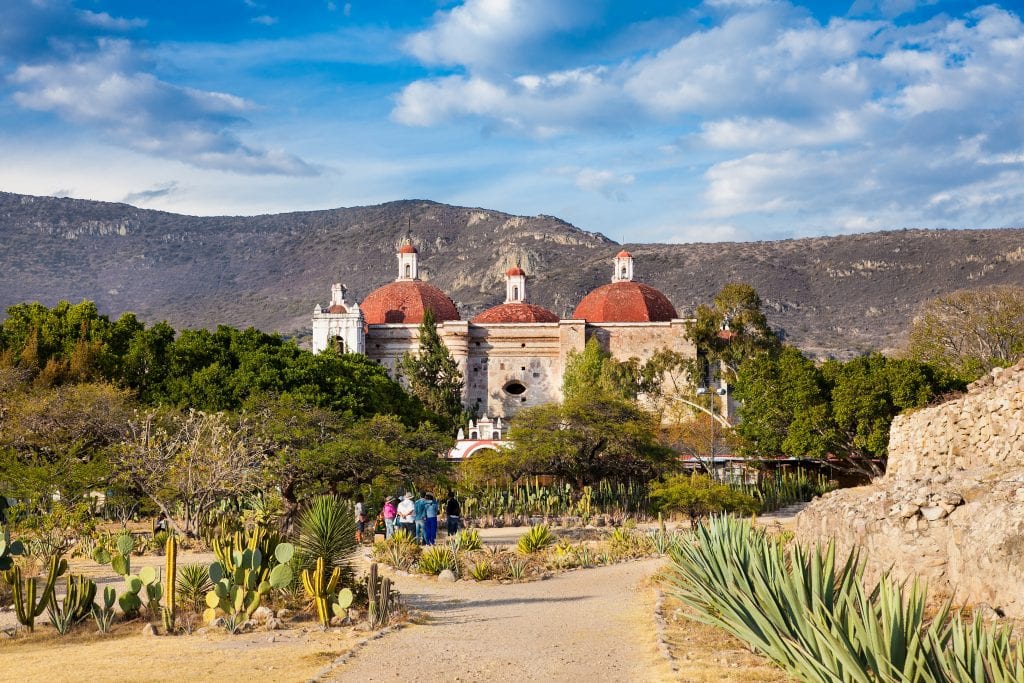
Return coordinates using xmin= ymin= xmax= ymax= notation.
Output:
xmin=366 ymin=318 xmax=697 ymax=422
xmin=795 ymin=359 xmax=1024 ymax=617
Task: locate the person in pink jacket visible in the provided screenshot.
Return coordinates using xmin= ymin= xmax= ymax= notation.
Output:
xmin=382 ymin=496 xmax=397 ymax=539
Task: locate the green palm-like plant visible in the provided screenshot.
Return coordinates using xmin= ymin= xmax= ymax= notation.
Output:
xmin=296 ymin=495 xmax=358 ymax=571
xmin=448 ymin=529 xmax=482 ymax=553
xmin=176 ymin=563 xmax=214 ymax=611
xmin=516 ymin=524 xmax=555 ymax=554
xmin=468 ymin=559 xmax=492 ymax=581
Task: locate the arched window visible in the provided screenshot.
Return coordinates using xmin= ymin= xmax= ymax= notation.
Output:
xmin=404 ymin=264 xmax=411 ymax=278
xmin=513 ymin=286 xmax=519 ymax=300
xmin=621 ymin=266 xmax=627 ymax=277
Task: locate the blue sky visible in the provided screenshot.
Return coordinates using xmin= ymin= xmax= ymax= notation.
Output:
xmin=1 ymin=1 xmax=1021 ymax=243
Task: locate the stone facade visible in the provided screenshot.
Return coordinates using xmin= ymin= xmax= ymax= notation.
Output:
xmin=795 ymin=359 xmax=1024 ymax=617
xmin=312 ymin=242 xmax=699 ymax=421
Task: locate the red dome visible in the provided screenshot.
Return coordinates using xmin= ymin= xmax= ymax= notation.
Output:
xmin=472 ymin=302 xmax=559 ymax=324
xmin=361 ymin=280 xmax=460 ymax=324
xmin=398 ymin=243 xmax=418 ymax=254
xmin=572 ymin=281 xmax=677 ymax=322
xmin=616 ymin=250 xmax=632 ymax=258
xmin=505 ymin=266 xmax=526 ymax=277
xmin=326 ymin=304 xmax=348 ymax=314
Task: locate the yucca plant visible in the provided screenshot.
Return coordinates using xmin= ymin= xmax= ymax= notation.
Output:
xmin=418 ymin=545 xmax=458 ymax=576
xmin=296 ymin=495 xmax=358 ymax=570
xmin=176 ymin=563 xmax=214 ymax=611
xmin=372 ymin=529 xmax=421 ymax=571
xmin=517 ymin=524 xmax=555 ymax=554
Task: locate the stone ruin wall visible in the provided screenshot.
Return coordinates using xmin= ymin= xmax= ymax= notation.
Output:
xmin=795 ymin=359 xmax=1024 ymax=617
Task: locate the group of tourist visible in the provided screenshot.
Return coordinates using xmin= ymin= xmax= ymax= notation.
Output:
xmin=375 ymin=491 xmax=462 ymax=545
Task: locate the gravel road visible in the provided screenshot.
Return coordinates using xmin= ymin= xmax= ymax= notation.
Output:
xmin=323 ymin=556 xmax=671 ymax=683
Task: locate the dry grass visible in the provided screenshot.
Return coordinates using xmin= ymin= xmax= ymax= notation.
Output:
xmin=0 ymin=618 xmax=359 ymax=682
xmin=659 ymin=592 xmax=793 ymax=683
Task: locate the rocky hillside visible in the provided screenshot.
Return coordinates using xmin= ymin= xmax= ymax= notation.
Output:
xmin=2 ymin=191 xmax=1023 ymax=357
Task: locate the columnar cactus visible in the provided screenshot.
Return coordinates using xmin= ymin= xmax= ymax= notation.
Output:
xmin=162 ymin=534 xmax=177 ymax=632
xmin=4 ymin=555 xmax=68 ymax=632
xmin=366 ymin=563 xmax=394 ymax=630
xmin=47 ymin=574 xmax=97 ymax=635
xmin=301 ymin=556 xmax=341 ymax=628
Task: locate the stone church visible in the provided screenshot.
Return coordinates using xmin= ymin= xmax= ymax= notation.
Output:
xmin=312 ymin=239 xmax=696 ymax=428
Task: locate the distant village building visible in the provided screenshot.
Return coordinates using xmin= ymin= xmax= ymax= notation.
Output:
xmin=312 ymin=239 xmax=704 ymax=456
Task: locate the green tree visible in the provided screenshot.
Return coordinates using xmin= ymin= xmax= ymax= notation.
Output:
xmin=822 ymin=354 xmax=962 ymax=475
xmin=688 ymin=283 xmax=779 ymax=380
xmin=649 ymin=473 xmax=760 ymax=522
xmin=398 ymin=310 xmax=465 ymax=431
xmin=305 ymin=414 xmax=452 ymax=495
xmin=734 ymin=346 xmax=832 ymax=460
xmin=0 ymin=369 xmax=133 ymax=505
xmin=561 ymin=337 xmax=637 ymax=401
xmin=906 ymin=286 xmax=1024 ymax=382
xmin=506 ymin=395 xmax=673 ymax=487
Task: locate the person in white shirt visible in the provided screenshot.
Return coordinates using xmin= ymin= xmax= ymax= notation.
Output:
xmin=396 ymin=492 xmax=416 ymax=537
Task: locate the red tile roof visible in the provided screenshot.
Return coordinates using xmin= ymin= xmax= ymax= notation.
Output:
xmin=398 ymin=243 xmax=418 ymax=254
xmin=616 ymin=250 xmax=632 ymax=258
xmin=326 ymin=304 xmax=348 ymax=314
xmin=505 ymin=266 xmax=526 ymax=276
xmin=471 ymin=302 xmax=559 ymax=324
xmin=361 ymin=280 xmax=460 ymax=324
xmin=572 ymin=281 xmax=677 ymax=322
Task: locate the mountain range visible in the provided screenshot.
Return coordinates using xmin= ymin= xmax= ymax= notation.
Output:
xmin=2 ymin=190 xmax=1023 ymax=358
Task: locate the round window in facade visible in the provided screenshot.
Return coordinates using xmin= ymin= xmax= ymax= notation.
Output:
xmin=503 ymin=381 xmax=527 ymax=395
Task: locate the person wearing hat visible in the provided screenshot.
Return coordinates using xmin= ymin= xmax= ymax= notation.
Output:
xmin=397 ymin=492 xmax=416 ymax=537
xmin=383 ymin=495 xmax=398 ymax=539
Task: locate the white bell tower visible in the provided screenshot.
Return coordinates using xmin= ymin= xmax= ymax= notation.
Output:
xmin=505 ymin=264 xmax=526 ymax=303
xmin=612 ymin=250 xmax=634 ymax=282
xmin=397 ymin=238 xmax=419 ymax=280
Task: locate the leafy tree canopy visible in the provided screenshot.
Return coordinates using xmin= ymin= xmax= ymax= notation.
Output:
xmin=505 ymin=395 xmax=674 ymax=487
xmin=649 ymin=473 xmax=760 ymax=521
xmin=734 ymin=348 xmax=962 ymax=476
xmin=688 ymin=283 xmax=780 ymax=380
xmin=906 ymin=286 xmax=1024 ymax=382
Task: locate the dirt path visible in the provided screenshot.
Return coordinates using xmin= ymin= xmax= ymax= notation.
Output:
xmin=322 ymin=557 xmax=671 ymax=682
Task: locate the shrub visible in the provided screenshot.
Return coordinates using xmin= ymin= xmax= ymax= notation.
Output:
xmin=517 ymin=524 xmax=555 ymax=554
xmin=372 ymin=529 xmax=420 ymax=571
xmin=505 ymin=557 xmax=529 ymax=581
xmin=649 ymin=473 xmax=760 ymax=522
xmin=418 ymin=545 xmax=458 ymax=576
xmin=296 ymin=495 xmax=357 ymax=570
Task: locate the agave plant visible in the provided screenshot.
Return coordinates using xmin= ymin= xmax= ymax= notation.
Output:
xmin=516 ymin=524 xmax=555 ymax=554
xmin=505 ymin=557 xmax=529 ymax=582
xmin=468 ymin=559 xmax=492 ymax=581
xmin=417 ymin=545 xmax=458 ymax=576
xmin=448 ymin=529 xmax=482 ymax=553
xmin=667 ymin=515 xmax=1024 ymax=683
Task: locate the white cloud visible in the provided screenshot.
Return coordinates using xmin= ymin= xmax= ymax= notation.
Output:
xmin=76 ymin=10 xmax=147 ymax=31
xmin=10 ymin=40 xmax=318 ymax=176
xmin=403 ymin=0 xmax=593 ymax=72
xmin=556 ymin=167 xmax=634 ymax=201
xmin=251 ymin=15 xmax=278 ymax=26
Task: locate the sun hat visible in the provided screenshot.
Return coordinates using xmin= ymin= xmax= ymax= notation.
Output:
xmin=403 ymin=492 xmax=413 ymax=500
xmin=385 ymin=495 xmax=395 ymax=502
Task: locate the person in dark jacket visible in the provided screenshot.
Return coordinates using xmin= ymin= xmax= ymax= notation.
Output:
xmin=444 ymin=491 xmax=461 ymax=536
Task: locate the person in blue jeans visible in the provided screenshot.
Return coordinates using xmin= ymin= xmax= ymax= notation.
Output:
xmin=424 ymin=493 xmax=439 ymax=545
xmin=414 ymin=492 xmax=428 ymax=544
